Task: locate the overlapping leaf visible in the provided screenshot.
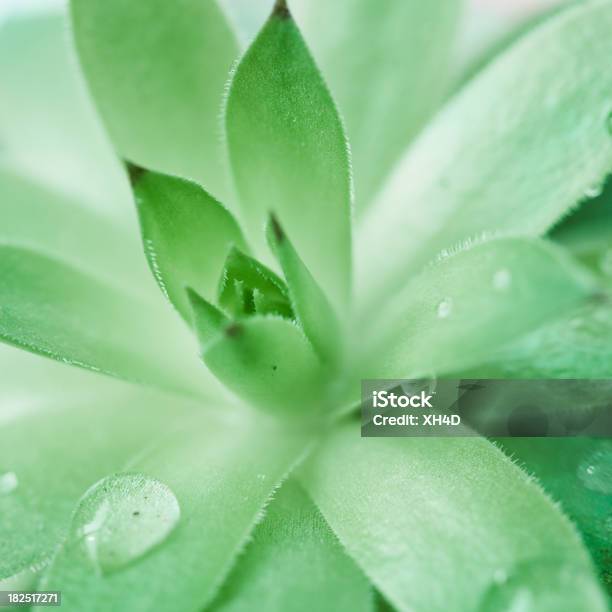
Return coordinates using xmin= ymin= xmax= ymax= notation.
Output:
xmin=300 ymin=422 xmax=608 ymax=612
xmin=210 ymin=481 xmax=373 ymax=612
xmin=357 ymin=0 xmax=612 ymax=303
xmin=225 ymin=3 xmax=352 ymax=311
xmin=361 ymin=238 xmax=595 ymax=379
xmin=291 ymin=0 xmax=462 ymax=212
xmin=70 ymin=0 xmax=238 ymax=199
xmin=39 ymin=413 xmax=311 ymax=612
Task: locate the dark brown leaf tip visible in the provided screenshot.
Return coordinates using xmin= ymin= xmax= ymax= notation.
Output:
xmin=269 ymin=213 xmax=284 ymax=243
xmin=225 ymin=323 xmax=244 ymax=338
xmin=125 ymin=161 xmax=146 ymax=185
xmin=272 ymin=0 xmax=291 ymax=19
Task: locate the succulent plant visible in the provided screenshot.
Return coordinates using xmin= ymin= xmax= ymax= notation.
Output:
xmin=0 ymin=0 xmax=611 ymax=610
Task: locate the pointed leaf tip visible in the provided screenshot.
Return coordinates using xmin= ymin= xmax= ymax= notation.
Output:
xmin=272 ymin=0 xmax=291 ymax=19
xmin=125 ymin=161 xmax=147 ymax=185
xmin=186 ymin=287 xmax=228 ymax=348
xmin=268 ymin=213 xmax=285 ymax=244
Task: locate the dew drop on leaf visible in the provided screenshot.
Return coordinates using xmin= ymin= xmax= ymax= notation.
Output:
xmin=492 ymin=268 xmax=512 ymax=292
xmin=478 ymin=560 xmax=607 ymax=612
xmin=583 ymin=184 xmax=603 ymax=199
xmin=577 ymin=447 xmax=612 ymax=495
xmin=0 ymin=471 xmax=18 ymax=495
xmin=436 ymin=298 xmax=453 ymax=319
xmin=71 ymin=473 xmax=180 ymax=575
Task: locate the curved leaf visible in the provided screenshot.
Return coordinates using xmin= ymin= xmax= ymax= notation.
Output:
xmin=357 ymin=0 xmax=612 ymax=302
xmin=203 ymin=317 xmax=323 ymax=414
xmin=466 ymin=299 xmax=612 ymax=379
xmin=225 ymin=2 xmax=352 ymax=311
xmin=130 ymin=168 xmax=246 ymax=320
xmin=498 ymin=437 xmax=612 ymax=596
xmin=0 ymin=12 xmax=132 ymax=223
xmin=0 ymin=388 xmax=195 ymax=580
xmin=300 ymin=422 xmax=608 ymax=612
xmin=362 ymin=238 xmax=595 ymax=379
xmin=69 ymin=0 xmax=238 ymax=198
xmin=0 ymin=246 xmax=201 ymax=394
xmin=266 ymin=215 xmax=341 ymax=364
xmin=217 ymin=246 xmax=292 ymax=320
xmin=39 ymin=413 xmax=311 ymax=612
xmin=291 ymin=0 xmax=463 ymax=212
xmin=210 ymin=480 xmax=373 ymax=612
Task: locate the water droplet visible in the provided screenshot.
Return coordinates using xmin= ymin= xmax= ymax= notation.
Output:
xmin=478 ymin=559 xmax=607 ymax=612
xmin=598 ymin=249 xmax=612 ymax=277
xmin=584 ymin=184 xmax=603 ymax=199
xmin=492 ymin=269 xmax=512 ymax=291
xmin=0 ymin=471 xmax=18 ymax=495
xmin=577 ymin=447 xmax=612 ymax=494
xmin=437 ymin=298 xmax=453 ymax=319
xmin=71 ymin=473 xmax=180 ymax=575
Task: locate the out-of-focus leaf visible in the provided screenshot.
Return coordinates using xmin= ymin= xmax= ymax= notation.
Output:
xmin=69 ymin=0 xmax=238 ymax=199
xmin=218 ymin=0 xmax=273 ymax=46
xmin=450 ymin=0 xmax=566 ymax=91
xmin=210 ymin=480 xmax=373 ymax=612
xmin=290 ymin=0 xmax=462 ymax=213
xmin=0 ymin=12 xmax=132 ymax=224
xmin=225 ymin=3 xmax=352 ymax=311
xmin=266 ymin=215 xmax=341 ymax=364
xmin=0 ymin=246 xmax=202 ymax=394
xmin=217 ymin=247 xmax=292 ymax=320
xmin=0 ymin=388 xmax=196 ymax=580
xmin=498 ymin=438 xmax=612 ymax=595
xmin=300 ymin=422 xmax=608 ymax=612
xmin=362 ymin=238 xmax=595 ymax=379
xmin=203 ymin=317 xmax=322 ymax=414
xmin=357 ymin=1 xmax=612 ymax=303
xmin=130 ymin=168 xmax=246 ymax=321
xmin=0 ymin=169 xmax=148 ymax=294
xmin=466 ymin=299 xmax=612 ymax=379
xmin=39 ymin=413 xmax=311 ymax=612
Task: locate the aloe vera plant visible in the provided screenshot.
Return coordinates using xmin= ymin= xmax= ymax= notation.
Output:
xmin=1 ymin=0 xmax=611 ymax=610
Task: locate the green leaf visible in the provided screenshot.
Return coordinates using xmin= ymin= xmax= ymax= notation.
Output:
xmin=0 ymin=388 xmax=195 ymax=580
xmin=551 ymin=180 xmax=612 ymax=283
xmin=225 ymin=2 xmax=352 ymax=311
xmin=467 ymin=299 xmax=612 ymax=379
xmin=300 ymin=422 xmax=608 ymax=612
xmin=362 ymin=238 xmax=595 ymax=379
xmin=356 ymin=0 xmax=612 ymax=302
xmin=217 ymin=246 xmax=292 ymax=320
xmin=0 ymin=246 xmax=200 ymax=393
xmin=210 ymin=480 xmax=373 ymax=612
xmin=266 ymin=215 xmax=341 ymax=364
xmin=69 ymin=0 xmax=239 ymax=198
xmin=187 ymin=289 xmax=229 ymax=350
xmin=39 ymin=413 xmax=311 ymax=612
xmin=497 ymin=438 xmax=612 ymax=596
xmin=203 ymin=316 xmax=323 ymax=414
xmin=0 ymin=12 xmax=133 ymax=224
xmin=0 ymin=169 xmax=149 ymax=294
xmin=290 ymin=0 xmax=462 ymax=212
xmin=130 ymin=168 xmax=246 ymax=321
